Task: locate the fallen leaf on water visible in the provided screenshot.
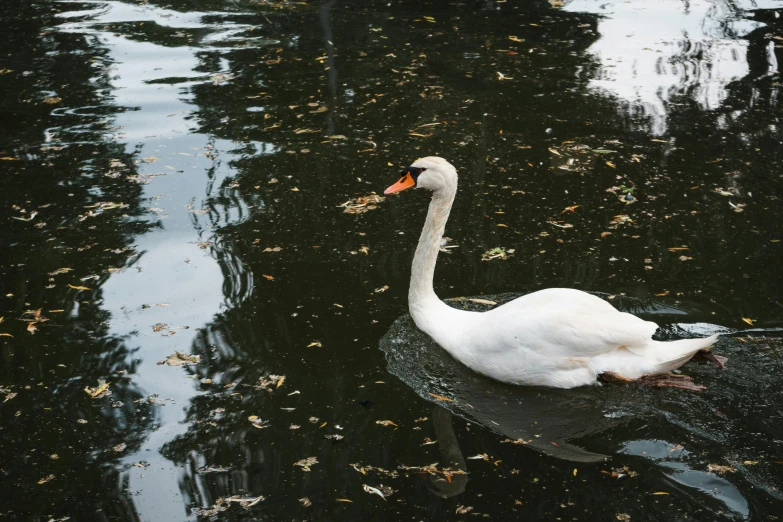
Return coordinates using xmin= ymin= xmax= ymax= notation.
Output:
xmin=376 ymin=420 xmax=398 ymax=427
xmin=743 ymin=460 xmax=759 ymax=465
xmin=508 ymin=36 xmax=524 ymax=42
xmin=27 ymin=323 xmax=37 ymax=334
xmin=707 ymin=464 xmax=737 ymax=474
xmin=336 ymin=498 xmax=353 ymax=503
xmin=547 ymin=220 xmax=574 ymax=229
xmin=299 ymin=497 xmax=311 ymax=507
xmin=610 ymin=215 xmax=633 ymax=225
xmin=573 ymin=468 xmax=578 ymax=476
xmin=38 ymin=474 xmax=55 ymax=485
xmin=0 ymin=333 xmax=13 ymax=338
xmin=48 ymin=268 xmax=73 ymax=276
xmin=248 ymin=415 xmax=270 ymax=429
xmin=294 ymin=457 xmax=318 ymax=471
xmin=84 ymin=380 xmax=111 ymax=399
xmin=362 ymin=484 xmax=387 ymax=500
xmin=339 ymin=194 xmax=385 ymax=214
xmin=652 ymin=492 xmax=669 ymax=495
xmin=374 ymin=285 xmax=389 ymax=293
xmin=606 ymin=161 xmax=616 ymax=168
xmin=468 ymin=298 xmax=497 ymax=306
xmin=456 ymin=505 xmax=473 ymax=515
xmin=68 ymin=284 xmax=91 ymax=291
xmin=160 ymin=352 xmax=200 ymax=366
xmin=467 ymin=453 xmax=489 ymax=460
xmin=562 ymin=205 xmax=580 ymax=213
xmin=481 ymin=247 xmax=512 ymax=261
xmin=253 ymin=374 xmax=285 ymax=392
xmin=428 ymin=393 xmax=453 ymax=402
xmin=42 ymin=97 xmax=62 ymax=104
xmin=741 ymin=317 xmax=754 ymax=326
xmin=307 ymin=341 xmax=322 ymax=348
xmin=113 ymin=443 xmax=126 ymax=452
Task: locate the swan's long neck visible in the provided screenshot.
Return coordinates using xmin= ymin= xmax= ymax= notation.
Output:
xmin=409 ymin=183 xmax=458 ymax=327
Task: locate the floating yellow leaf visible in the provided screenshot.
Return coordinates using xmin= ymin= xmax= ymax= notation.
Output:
xmin=573 ymin=468 xmax=578 ymax=476
xmin=37 ymin=474 xmax=55 ymax=485
xmin=84 ymin=381 xmax=110 ymax=399
xmin=67 ymin=284 xmax=91 ymax=291
xmin=606 ymin=161 xmax=616 ymax=168
xmin=336 ymin=498 xmax=353 ymax=503
xmin=741 ymin=317 xmax=754 ymax=326
xmin=429 ymin=393 xmax=453 ymax=402
xmin=652 ymin=492 xmax=669 ymax=495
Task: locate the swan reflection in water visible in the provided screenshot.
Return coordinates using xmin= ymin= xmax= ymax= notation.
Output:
xmin=379 ymin=293 xmax=769 ymax=516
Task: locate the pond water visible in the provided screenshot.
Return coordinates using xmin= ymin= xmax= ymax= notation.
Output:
xmin=0 ymin=0 xmax=782 ymax=520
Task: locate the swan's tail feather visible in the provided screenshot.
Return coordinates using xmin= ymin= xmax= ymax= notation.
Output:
xmin=626 ymin=334 xmax=720 ymax=368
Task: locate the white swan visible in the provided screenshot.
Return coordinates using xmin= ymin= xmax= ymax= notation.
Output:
xmin=385 ymin=156 xmax=722 ymax=390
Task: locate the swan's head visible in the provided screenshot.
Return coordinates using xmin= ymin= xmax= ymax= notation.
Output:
xmin=384 ymin=156 xmax=457 ymax=195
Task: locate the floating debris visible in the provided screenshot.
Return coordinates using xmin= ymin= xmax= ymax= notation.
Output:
xmin=339 ymin=194 xmax=385 ymax=214
xmin=159 ymin=352 xmax=200 ymax=366
xmin=362 ymin=484 xmax=387 ymax=501
xmin=707 ymin=464 xmax=737 ymax=474
xmin=196 ymin=465 xmax=231 ymax=475
xmin=252 ymin=374 xmax=285 ymax=392
xmin=428 ymin=393 xmax=453 ymax=402
xmin=294 ymin=457 xmax=318 ymax=471
xmin=84 ymin=380 xmax=111 ymax=399
xmin=481 ymin=247 xmax=514 ymax=261
xmin=248 ymin=416 xmax=270 ymax=429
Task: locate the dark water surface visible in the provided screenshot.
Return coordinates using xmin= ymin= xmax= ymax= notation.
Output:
xmin=1 ymin=0 xmax=782 ymax=520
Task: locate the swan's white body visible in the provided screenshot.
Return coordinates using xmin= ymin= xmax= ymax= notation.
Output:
xmin=387 ymin=157 xmax=718 ymax=389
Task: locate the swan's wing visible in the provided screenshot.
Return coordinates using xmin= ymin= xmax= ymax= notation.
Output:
xmin=549 ymin=311 xmax=659 ymax=356
xmin=487 ymin=307 xmax=659 ymax=359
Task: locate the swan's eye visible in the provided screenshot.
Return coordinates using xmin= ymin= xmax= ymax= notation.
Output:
xmin=406 ymin=167 xmax=426 ymax=181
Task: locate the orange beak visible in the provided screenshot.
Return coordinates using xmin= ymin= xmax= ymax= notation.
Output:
xmin=385 ymin=172 xmax=416 ymax=195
